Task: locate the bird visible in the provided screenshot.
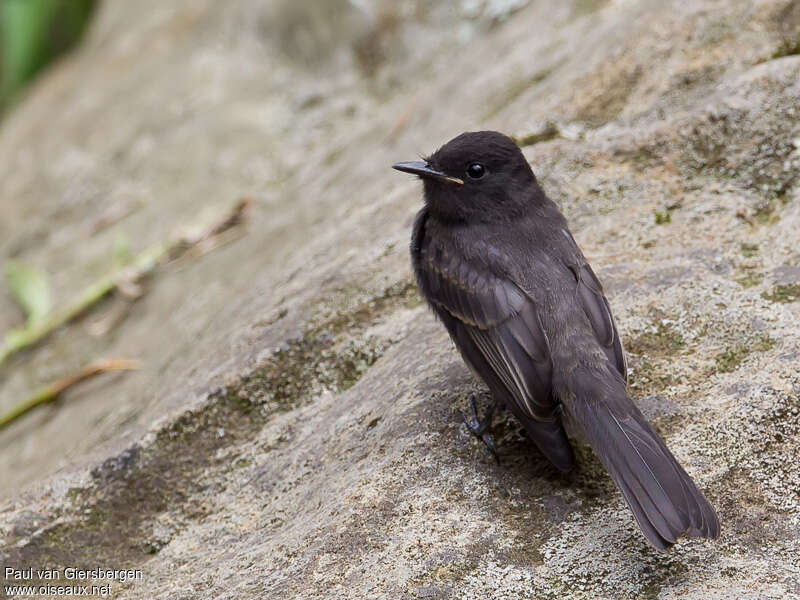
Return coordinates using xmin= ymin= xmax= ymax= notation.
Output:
xmin=392 ymin=130 xmax=719 ymax=550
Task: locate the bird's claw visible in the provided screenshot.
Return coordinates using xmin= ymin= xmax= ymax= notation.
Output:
xmin=461 ymin=397 xmax=500 ymax=464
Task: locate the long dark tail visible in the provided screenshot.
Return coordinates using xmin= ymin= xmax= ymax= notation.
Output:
xmin=563 ymin=366 xmax=720 ymax=550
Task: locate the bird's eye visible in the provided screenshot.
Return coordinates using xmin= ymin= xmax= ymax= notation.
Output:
xmin=466 ymin=163 xmax=486 ymax=179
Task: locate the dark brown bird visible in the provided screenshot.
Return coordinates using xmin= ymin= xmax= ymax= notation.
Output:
xmin=393 ymin=131 xmax=719 ymax=550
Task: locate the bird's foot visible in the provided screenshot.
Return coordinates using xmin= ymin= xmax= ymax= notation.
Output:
xmin=461 ymin=396 xmax=500 ymax=464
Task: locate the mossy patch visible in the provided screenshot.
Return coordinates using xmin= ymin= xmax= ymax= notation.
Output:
xmin=231 ymin=282 xmax=419 ymax=410
xmin=318 ymin=280 xmax=419 ymax=336
xmin=736 ymin=271 xmax=763 ymax=288
xmin=627 ymin=357 xmax=678 ymax=395
xmin=625 ymin=314 xmax=686 ymax=395
xmin=740 ymin=242 xmax=759 ymax=258
xmin=752 ymin=198 xmax=779 ymax=224
xmin=611 ymin=142 xmax=667 ymax=172
xmin=625 ymin=319 xmax=685 ymax=358
xmin=654 ymin=211 xmax=671 ymax=225
xmin=770 ymin=36 xmax=800 ymax=60
xmin=712 ymin=336 xmax=775 ymax=374
xmin=678 ymin=106 xmax=799 ymax=201
xmin=712 ymin=468 xmax=781 ymax=552
xmin=761 ymin=284 xmax=800 ymax=303
xmin=513 ymin=122 xmax=560 ymax=147
xmin=714 ymin=347 xmax=748 ymax=373
xmin=232 ymin=334 xmax=385 ymax=410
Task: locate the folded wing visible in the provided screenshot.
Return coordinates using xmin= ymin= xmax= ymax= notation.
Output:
xmin=412 ymin=210 xmax=574 ymax=470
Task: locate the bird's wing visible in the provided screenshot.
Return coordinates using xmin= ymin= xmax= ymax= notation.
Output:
xmin=412 ymin=217 xmax=574 ymax=470
xmin=574 ymin=263 xmax=627 ymax=381
xmin=561 ymin=230 xmax=627 ymax=381
xmin=411 ymin=210 xmax=559 ymax=425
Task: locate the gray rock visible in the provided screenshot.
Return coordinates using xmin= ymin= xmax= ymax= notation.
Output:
xmin=773 ymin=264 xmax=800 ymax=286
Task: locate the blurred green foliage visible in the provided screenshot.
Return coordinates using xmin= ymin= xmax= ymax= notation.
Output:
xmin=5 ymin=259 xmax=52 ymax=326
xmin=0 ymin=0 xmax=97 ymax=115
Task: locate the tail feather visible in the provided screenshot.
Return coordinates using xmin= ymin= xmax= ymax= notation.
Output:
xmin=599 ymin=408 xmax=691 ymax=548
xmin=564 ymin=368 xmax=720 ymax=550
xmin=605 ymin=448 xmax=676 ymax=549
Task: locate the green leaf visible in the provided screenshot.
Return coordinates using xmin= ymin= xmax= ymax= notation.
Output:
xmin=1 ymin=0 xmax=58 ymax=107
xmin=113 ymin=233 xmax=133 ymax=269
xmin=4 ymin=327 xmax=28 ymax=349
xmin=5 ymin=260 xmax=52 ymax=324
xmin=1 ymin=0 xmax=98 ymax=113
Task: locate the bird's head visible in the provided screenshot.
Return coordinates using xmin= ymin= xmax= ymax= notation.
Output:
xmin=392 ymin=131 xmax=539 ymax=223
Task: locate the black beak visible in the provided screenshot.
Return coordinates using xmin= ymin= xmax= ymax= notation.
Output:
xmin=392 ymin=161 xmax=463 ymax=185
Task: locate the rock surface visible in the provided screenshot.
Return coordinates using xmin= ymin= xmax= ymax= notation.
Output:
xmin=1 ymin=0 xmax=799 ymax=598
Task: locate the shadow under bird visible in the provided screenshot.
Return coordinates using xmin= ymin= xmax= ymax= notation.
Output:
xmin=392 ymin=131 xmax=719 ymax=550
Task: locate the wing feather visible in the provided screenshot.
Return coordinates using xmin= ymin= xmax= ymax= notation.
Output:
xmin=411 ymin=209 xmax=574 ymax=470
xmin=560 ymin=228 xmax=627 ymax=381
